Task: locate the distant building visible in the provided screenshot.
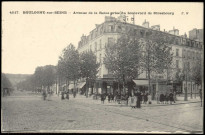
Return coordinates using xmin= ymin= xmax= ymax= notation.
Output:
xmin=77 ymin=16 xmax=203 ymax=96
xmin=151 ymin=25 xmax=160 ymax=31
xmin=142 ymin=19 xmax=149 ymax=28
xmin=169 ymin=27 xmax=179 ymax=36
xmin=189 ymin=28 xmax=203 ymax=42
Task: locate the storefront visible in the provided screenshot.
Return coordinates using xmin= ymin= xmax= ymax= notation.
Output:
xmin=132 ymin=79 xmax=149 ymax=94
xmin=77 ymin=82 xmax=86 ymax=94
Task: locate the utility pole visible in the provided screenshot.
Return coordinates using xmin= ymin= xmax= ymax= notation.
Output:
xmin=184 ymin=64 xmax=188 ymax=101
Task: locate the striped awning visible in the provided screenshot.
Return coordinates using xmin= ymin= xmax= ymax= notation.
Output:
xmin=77 ymin=82 xmax=86 ymax=89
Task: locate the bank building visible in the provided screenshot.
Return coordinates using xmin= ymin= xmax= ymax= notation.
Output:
xmin=75 ymin=15 xmax=203 ymax=98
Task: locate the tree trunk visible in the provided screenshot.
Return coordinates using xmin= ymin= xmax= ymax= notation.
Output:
xmin=86 ymin=78 xmax=89 ymax=98
xmin=148 ymin=69 xmax=152 ymax=99
xmin=66 ymin=78 xmax=69 ymax=93
xmin=191 ymin=82 xmax=192 ymax=99
xmin=184 ymin=70 xmax=188 ymax=101
xmin=56 ymin=79 xmax=57 ymax=94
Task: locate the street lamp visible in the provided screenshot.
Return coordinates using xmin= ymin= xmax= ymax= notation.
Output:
xmin=184 ymin=66 xmax=188 ymax=101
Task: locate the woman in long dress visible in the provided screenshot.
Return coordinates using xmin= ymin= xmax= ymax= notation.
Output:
xmin=136 ymin=90 xmax=141 ymax=108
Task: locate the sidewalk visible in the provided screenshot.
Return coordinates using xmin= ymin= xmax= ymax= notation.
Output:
xmin=73 ymin=94 xmax=202 ymax=108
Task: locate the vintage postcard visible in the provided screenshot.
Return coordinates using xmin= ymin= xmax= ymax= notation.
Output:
xmin=2 ymin=2 xmax=203 ymax=134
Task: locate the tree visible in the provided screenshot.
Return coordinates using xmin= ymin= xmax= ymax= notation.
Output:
xmin=2 ymin=73 xmax=13 ymax=95
xmin=41 ymin=65 xmax=56 ymax=91
xmin=58 ymin=43 xmax=80 ymax=92
xmin=16 ymin=75 xmax=35 ymax=91
xmin=2 ymin=73 xmax=13 ymax=89
xmin=139 ymin=39 xmax=173 ymax=99
xmin=191 ymin=61 xmax=202 ymax=86
xmin=34 ymin=66 xmax=44 ymax=89
xmin=17 ymin=65 xmax=56 ymax=92
xmin=79 ymin=51 xmax=100 ymax=97
xmin=104 ymin=33 xmax=142 ymax=95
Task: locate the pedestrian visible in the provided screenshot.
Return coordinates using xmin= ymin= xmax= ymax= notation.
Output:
xmin=165 ymin=93 xmax=169 ymax=104
xmin=108 ymin=93 xmax=111 ymax=103
xmin=148 ymin=93 xmax=152 ymax=104
xmin=61 ymin=91 xmax=65 ymax=100
xmin=116 ymin=92 xmax=121 ymax=104
xmin=101 ymin=93 xmax=105 ymax=104
xmin=124 ymin=92 xmax=129 ymax=105
xmin=199 ymin=89 xmax=202 ymax=107
xmin=111 ymin=93 xmax=114 ymax=102
xmin=136 ymin=90 xmax=141 ymax=108
xmin=73 ymin=90 xmax=76 ymax=98
xmin=131 ymin=95 xmax=137 ymax=108
xmin=169 ymin=92 xmax=174 ymax=104
xmin=66 ymin=90 xmax=69 ymax=100
xmin=173 ymin=91 xmax=176 ymax=103
xmin=140 ymin=92 xmax=144 ymax=104
xmin=156 ymin=91 xmax=160 ymax=104
xmin=144 ymin=92 xmax=148 ymax=104
xmin=42 ymin=89 xmax=47 ymax=100
xmin=160 ymin=93 xmax=164 ymax=104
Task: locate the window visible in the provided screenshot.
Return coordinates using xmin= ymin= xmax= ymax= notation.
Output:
xmin=99 ymin=39 xmax=102 ymax=50
xmin=196 ymin=42 xmax=199 ymax=48
xmin=176 ymin=49 xmax=179 ymax=56
xmin=192 ymin=52 xmax=195 ymax=59
xmin=187 ymin=40 xmax=190 ymax=46
xmin=108 ymin=37 xmax=114 ymax=45
xmin=175 ymin=38 xmax=179 ymax=45
xmin=183 ymin=50 xmax=186 ymax=58
xmin=187 ymin=62 xmax=190 ymax=70
xmin=176 ymin=60 xmax=179 ymax=68
xmin=183 ymin=62 xmax=186 ymax=69
xmin=95 ymin=42 xmax=97 ymax=52
xmin=187 ymin=51 xmax=190 ymax=59
xmin=108 ymin=25 xmax=114 ymax=32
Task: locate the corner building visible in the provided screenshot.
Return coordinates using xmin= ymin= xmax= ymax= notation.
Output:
xmin=77 ymin=15 xmax=203 ymax=97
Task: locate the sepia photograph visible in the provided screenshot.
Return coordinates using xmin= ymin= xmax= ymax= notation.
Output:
xmin=1 ymin=2 xmax=204 ymax=133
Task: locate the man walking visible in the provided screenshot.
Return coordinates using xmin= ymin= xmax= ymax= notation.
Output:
xmin=199 ymin=89 xmax=202 ymax=107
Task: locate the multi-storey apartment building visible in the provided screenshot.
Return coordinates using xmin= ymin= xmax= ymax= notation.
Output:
xmin=77 ymin=15 xmax=203 ymax=96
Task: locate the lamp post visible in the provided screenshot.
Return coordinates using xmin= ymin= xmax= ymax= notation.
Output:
xmin=184 ymin=65 xmax=188 ymax=101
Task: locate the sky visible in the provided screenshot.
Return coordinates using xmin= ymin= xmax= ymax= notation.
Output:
xmin=2 ymin=2 xmax=203 ymax=74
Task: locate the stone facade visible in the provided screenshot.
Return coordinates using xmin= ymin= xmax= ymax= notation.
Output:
xmin=77 ymin=16 xmax=203 ymax=94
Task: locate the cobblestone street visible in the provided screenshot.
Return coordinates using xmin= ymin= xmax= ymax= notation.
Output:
xmin=1 ymin=91 xmax=203 ymax=133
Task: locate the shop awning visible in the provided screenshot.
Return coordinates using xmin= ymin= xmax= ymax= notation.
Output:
xmin=133 ymin=80 xmax=149 ymax=86
xmin=77 ymin=82 xmax=86 ymax=89
xmin=61 ymin=84 xmax=66 ymax=87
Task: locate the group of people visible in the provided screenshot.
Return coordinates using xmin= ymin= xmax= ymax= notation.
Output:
xmin=157 ymin=91 xmax=176 ymax=104
xmin=61 ymin=89 xmax=77 ymax=100
xmin=131 ymin=90 xmax=152 ymax=108
xmin=61 ymin=90 xmax=69 ymax=100
xmin=42 ymin=89 xmax=53 ymax=100
xmin=100 ymin=89 xmax=152 ymax=109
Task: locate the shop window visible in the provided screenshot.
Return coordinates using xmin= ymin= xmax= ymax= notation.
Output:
xmin=176 ymin=49 xmax=179 ymax=56
xmin=176 ymin=60 xmax=179 ymax=68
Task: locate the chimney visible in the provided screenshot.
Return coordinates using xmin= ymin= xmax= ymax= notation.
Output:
xmin=142 ymin=19 xmax=149 ymax=28
xmin=184 ymin=32 xmax=187 ymax=38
